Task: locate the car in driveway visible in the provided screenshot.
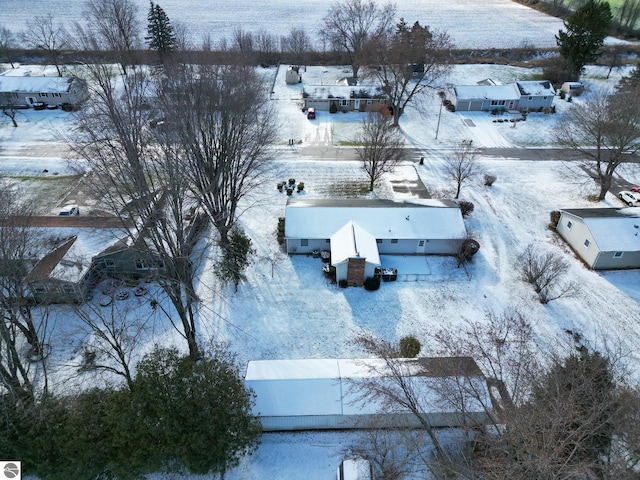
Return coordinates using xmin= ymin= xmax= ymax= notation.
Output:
xmin=618 ymin=191 xmax=640 ymax=206
xmin=307 ymin=107 xmax=316 ymax=119
xmin=631 ymin=186 xmax=640 ymax=194
xmin=59 ymin=204 xmax=80 ymax=216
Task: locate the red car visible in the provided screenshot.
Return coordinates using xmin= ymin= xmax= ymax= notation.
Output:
xmin=631 ymin=186 xmax=640 ymax=194
xmin=306 ymin=108 xmax=316 ymax=119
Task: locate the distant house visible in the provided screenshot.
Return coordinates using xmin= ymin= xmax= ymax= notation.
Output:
xmin=302 ymin=85 xmax=389 ymax=112
xmin=557 ymin=208 xmax=640 ymax=270
xmin=453 ymin=80 xmax=555 ymax=112
xmin=0 ymin=75 xmax=88 ymax=107
xmin=244 ymin=357 xmax=495 ymax=432
xmin=284 ymin=198 xmax=467 ymax=285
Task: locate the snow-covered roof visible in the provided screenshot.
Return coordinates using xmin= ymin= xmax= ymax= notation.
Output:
xmin=25 ymin=227 xmax=126 ymax=284
xmin=245 ymin=357 xmax=489 ymax=418
xmin=454 ymin=83 xmax=520 ymax=101
xmin=562 ymin=208 xmax=640 ymax=252
xmin=0 ymin=75 xmax=77 ymax=94
xmin=330 ymin=221 xmax=380 ymax=266
xmin=515 ymin=80 xmax=555 ymax=97
xmin=285 ymin=198 xmax=467 ymax=240
xmin=302 ymin=85 xmax=387 ymax=100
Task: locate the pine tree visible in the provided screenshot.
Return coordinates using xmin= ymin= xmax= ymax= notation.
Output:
xmin=215 ymin=226 xmax=255 ymax=292
xmin=556 ymin=0 xmax=612 ymax=79
xmin=145 ymin=1 xmax=177 ymax=62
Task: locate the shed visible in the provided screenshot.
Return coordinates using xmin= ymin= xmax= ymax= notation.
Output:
xmin=245 ymin=357 xmax=494 ymax=431
xmin=557 ymin=208 xmax=640 ymax=269
xmin=285 ymin=65 xmax=301 ymax=84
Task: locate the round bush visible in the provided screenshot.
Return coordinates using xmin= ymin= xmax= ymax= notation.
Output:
xmin=363 ymin=277 xmax=380 ymax=291
xmin=399 ymin=335 xmax=421 ymax=358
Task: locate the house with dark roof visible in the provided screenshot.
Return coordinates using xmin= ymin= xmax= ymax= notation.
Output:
xmin=556 ymin=208 xmax=640 ymax=269
xmin=453 ymin=80 xmax=555 ymax=112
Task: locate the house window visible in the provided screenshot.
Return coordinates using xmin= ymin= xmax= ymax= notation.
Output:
xmin=367 ymin=99 xmax=372 ymax=105
xmin=566 ymin=220 xmax=572 ymax=229
xmin=376 ymin=239 xmax=382 ymax=244
xmin=490 ymin=100 xmax=506 ymax=106
xmin=40 ymin=93 xmax=48 ymax=97
xmin=135 ymin=259 xmax=148 ymax=270
xmin=152 ymin=259 xmax=165 ymax=269
xmin=542 ymin=96 xmax=547 ymax=100
xmin=340 ymin=99 xmax=349 ymax=107
xmin=301 ymin=239 xmax=309 ymax=246
xmin=391 ymin=239 xmax=398 ymax=244
xmin=528 ymin=96 xmax=533 ymax=101
xmin=418 ymin=240 xmax=425 ymax=247
xmin=103 ymin=259 xmax=115 ymax=268
xmin=614 ymin=251 xmax=624 ymax=258
xmin=584 ymin=239 xmax=590 ymax=248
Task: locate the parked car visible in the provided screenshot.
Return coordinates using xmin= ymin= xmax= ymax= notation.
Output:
xmin=59 ymin=204 xmax=80 ymax=216
xmin=631 ymin=186 xmax=640 ymax=194
xmin=618 ymin=191 xmax=640 ymax=206
xmin=307 ymin=107 xmax=316 ymax=119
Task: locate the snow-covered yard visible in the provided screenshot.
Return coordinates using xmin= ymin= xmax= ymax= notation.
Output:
xmin=3 ymin=61 xmax=640 ymax=479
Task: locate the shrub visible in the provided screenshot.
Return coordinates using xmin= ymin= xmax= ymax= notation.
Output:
xmin=363 ymin=276 xmax=381 ymax=291
xmin=329 ymin=102 xmax=338 ymax=114
xmin=277 ymin=182 xmax=284 ymax=191
xmin=288 ymin=178 xmax=296 ymax=185
xmin=484 ymin=174 xmax=497 ymax=186
xmin=550 ymin=210 xmax=561 ymax=228
xmin=559 ymin=90 xmax=566 ymax=99
xmin=286 ymin=188 xmax=293 ymax=196
xmin=338 ymin=279 xmax=348 ymax=288
xmin=297 ymin=182 xmax=305 ymax=192
xmin=566 ymin=95 xmax=572 ymax=102
xmin=457 ymin=237 xmax=480 ymax=266
xmin=399 ymin=335 xmax=421 ymax=358
xmin=457 ymin=200 xmax=474 ymax=217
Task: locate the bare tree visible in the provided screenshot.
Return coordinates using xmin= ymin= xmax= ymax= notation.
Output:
xmin=355 ymin=106 xmax=405 ymax=191
xmin=232 ymin=27 xmax=255 ymax=64
xmin=20 ymin=14 xmax=69 ymax=77
xmin=519 ymin=243 xmax=579 ymax=304
xmin=555 ymin=88 xmax=640 ymax=200
xmin=81 ymin=0 xmax=141 ymax=75
xmin=0 ymin=93 xmax=19 ymax=127
xmin=0 ymin=183 xmax=48 ymax=400
xmin=254 ymin=29 xmax=279 ymax=65
xmin=69 ymin=66 xmax=201 ymax=360
xmin=160 ymin=63 xmax=277 ymax=246
xmin=322 ymin=0 xmax=396 ymax=79
xmin=0 ymin=27 xmax=17 ymax=68
xmin=366 ymin=19 xmax=454 ymax=126
xmin=73 ymin=300 xmax=153 ymax=390
xmin=281 ymin=27 xmax=312 ymax=65
xmin=443 ymin=139 xmax=482 ymax=199
xmin=614 ymin=0 xmax=640 ymax=34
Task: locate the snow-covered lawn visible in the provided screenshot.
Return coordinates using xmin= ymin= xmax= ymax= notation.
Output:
xmin=4 ymin=62 xmax=640 ymax=479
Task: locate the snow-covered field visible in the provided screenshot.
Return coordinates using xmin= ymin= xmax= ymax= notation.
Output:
xmin=4 ymin=61 xmax=640 ymax=479
xmin=1 ymin=0 xmax=567 ymax=49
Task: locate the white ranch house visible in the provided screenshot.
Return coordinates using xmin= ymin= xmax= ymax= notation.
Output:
xmin=453 ymin=79 xmax=555 ymax=112
xmin=302 ymin=85 xmax=389 ymax=112
xmin=0 ymin=75 xmax=88 ymax=107
xmin=245 ymin=357 xmax=495 ymax=432
xmin=556 ymin=208 xmax=640 ymax=270
xmin=284 ymin=198 xmax=467 ymax=285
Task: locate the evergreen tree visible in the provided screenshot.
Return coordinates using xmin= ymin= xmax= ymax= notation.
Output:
xmin=216 ymin=226 xmax=255 ymax=292
xmin=556 ymin=0 xmax=612 ymax=79
xmin=145 ymin=1 xmax=176 ymax=61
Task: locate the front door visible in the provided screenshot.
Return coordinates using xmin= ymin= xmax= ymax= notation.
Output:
xmin=354 ymin=99 xmax=360 ymax=111
xmin=416 ymin=240 xmax=426 ymax=253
